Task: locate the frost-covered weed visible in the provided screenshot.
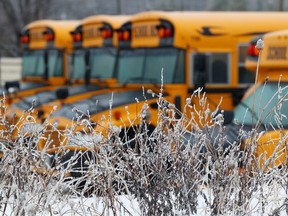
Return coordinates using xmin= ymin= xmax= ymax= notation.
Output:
xmin=0 ymin=80 xmax=288 ymax=215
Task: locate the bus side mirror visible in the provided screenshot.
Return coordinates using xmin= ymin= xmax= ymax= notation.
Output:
xmin=193 ymin=54 xmax=207 ymax=88
xmin=5 ymin=81 xmax=20 ymax=95
xmin=55 ymin=87 xmax=69 ymax=100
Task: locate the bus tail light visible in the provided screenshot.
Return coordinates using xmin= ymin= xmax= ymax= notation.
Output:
xmin=248 ymin=43 xmax=259 ymax=57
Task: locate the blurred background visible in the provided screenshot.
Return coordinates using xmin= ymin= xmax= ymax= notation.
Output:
xmin=0 ymin=0 xmax=286 ymax=57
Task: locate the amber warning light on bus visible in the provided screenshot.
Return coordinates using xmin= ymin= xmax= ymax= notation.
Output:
xmin=20 ymin=34 xmax=29 ymax=44
xmin=43 ymin=31 xmax=54 ymax=41
xmin=71 ymin=31 xmax=82 ymax=42
xmin=157 ymin=25 xmax=172 ymax=38
xmin=118 ymin=29 xmax=131 ymax=41
xmin=100 ymin=26 xmax=113 ymax=39
xmin=248 ymin=42 xmax=260 ymax=57
xmin=156 ymin=21 xmax=174 ymax=39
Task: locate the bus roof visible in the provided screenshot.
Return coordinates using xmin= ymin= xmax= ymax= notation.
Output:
xmin=24 ymin=20 xmax=79 ymax=30
xmin=127 ymin=11 xmax=288 ymax=50
xmin=75 ymin=15 xmax=131 ymax=48
xmin=23 ymin=20 xmax=79 ymax=50
xmin=81 ymin=15 xmax=130 ymax=29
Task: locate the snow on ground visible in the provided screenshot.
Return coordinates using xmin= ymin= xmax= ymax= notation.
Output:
xmin=46 ymin=187 xmax=287 ymax=215
xmin=1 ymin=186 xmax=282 ymax=215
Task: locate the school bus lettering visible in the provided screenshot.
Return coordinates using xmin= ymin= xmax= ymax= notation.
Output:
xmin=150 ymin=25 xmax=158 ymax=37
xmin=267 ymin=46 xmax=287 ymax=60
xmin=30 ymin=31 xmax=45 ymax=41
xmin=83 ymin=27 xmax=102 ymax=39
xmin=133 ymin=24 xmax=158 ymax=38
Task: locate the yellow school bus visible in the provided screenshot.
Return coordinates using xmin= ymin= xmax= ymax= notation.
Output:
xmin=179 ymin=29 xmax=288 ymax=171
xmin=115 ymin=11 xmax=288 ymax=113
xmin=247 ymin=30 xmax=288 ymax=81
xmin=70 ymin=15 xmax=130 ymax=87
xmin=7 ymin=16 xmax=130 ymax=120
xmin=5 ymin=15 xmax=131 ymax=141
xmin=37 ymin=12 xmax=288 ymax=176
xmin=222 ymin=29 xmax=288 ymax=170
xmin=5 ymin=20 xmax=79 ymax=100
xmin=0 ymin=20 xmax=78 ymax=140
xmin=36 ymin=88 xmax=160 ymax=177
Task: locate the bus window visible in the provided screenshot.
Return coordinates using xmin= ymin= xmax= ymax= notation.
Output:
xmin=118 ymin=49 xmax=145 ymax=83
xmin=191 ymin=53 xmax=230 ymax=85
xmin=22 ymin=50 xmax=45 ymax=77
xmin=90 ymin=47 xmax=117 ymax=79
xmin=144 ymin=48 xmax=184 ymax=84
xmin=118 ymin=48 xmax=185 ymax=84
xmin=71 ymin=50 xmax=86 ymax=80
xmin=48 ymin=50 xmax=63 ymax=77
xmin=238 ymin=44 xmax=255 ymax=84
xmin=234 ymin=82 xmax=288 ymax=127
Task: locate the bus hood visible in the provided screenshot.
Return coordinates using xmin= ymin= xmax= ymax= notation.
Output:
xmin=183 ymin=123 xmax=266 ymax=155
xmin=11 ymin=84 xmax=104 ymax=110
xmin=51 ymin=89 xmax=158 ymax=120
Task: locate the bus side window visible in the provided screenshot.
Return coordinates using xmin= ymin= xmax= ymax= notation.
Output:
xmin=191 ymin=52 xmax=229 ymax=86
xmin=211 ymin=60 xmax=227 ymax=83
xmin=210 ymin=53 xmax=229 ymax=84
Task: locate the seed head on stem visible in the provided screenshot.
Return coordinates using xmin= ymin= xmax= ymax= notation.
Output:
xmin=252 ymin=39 xmax=264 ymax=128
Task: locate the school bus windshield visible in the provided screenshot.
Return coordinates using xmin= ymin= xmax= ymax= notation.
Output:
xmin=71 ymin=47 xmax=117 ymax=80
xmin=22 ymin=49 xmax=63 ymax=78
xmin=72 ymin=50 xmax=86 ymax=80
xmin=48 ymin=50 xmax=62 ymax=77
xmin=90 ymin=47 xmax=117 ymax=79
xmin=117 ymin=48 xmax=185 ymax=84
xmin=234 ymin=82 xmax=288 ymax=127
xmin=22 ymin=50 xmax=45 ymax=77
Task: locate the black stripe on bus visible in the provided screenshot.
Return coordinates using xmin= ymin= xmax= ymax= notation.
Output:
xmin=188 ymin=87 xmax=248 ymax=94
